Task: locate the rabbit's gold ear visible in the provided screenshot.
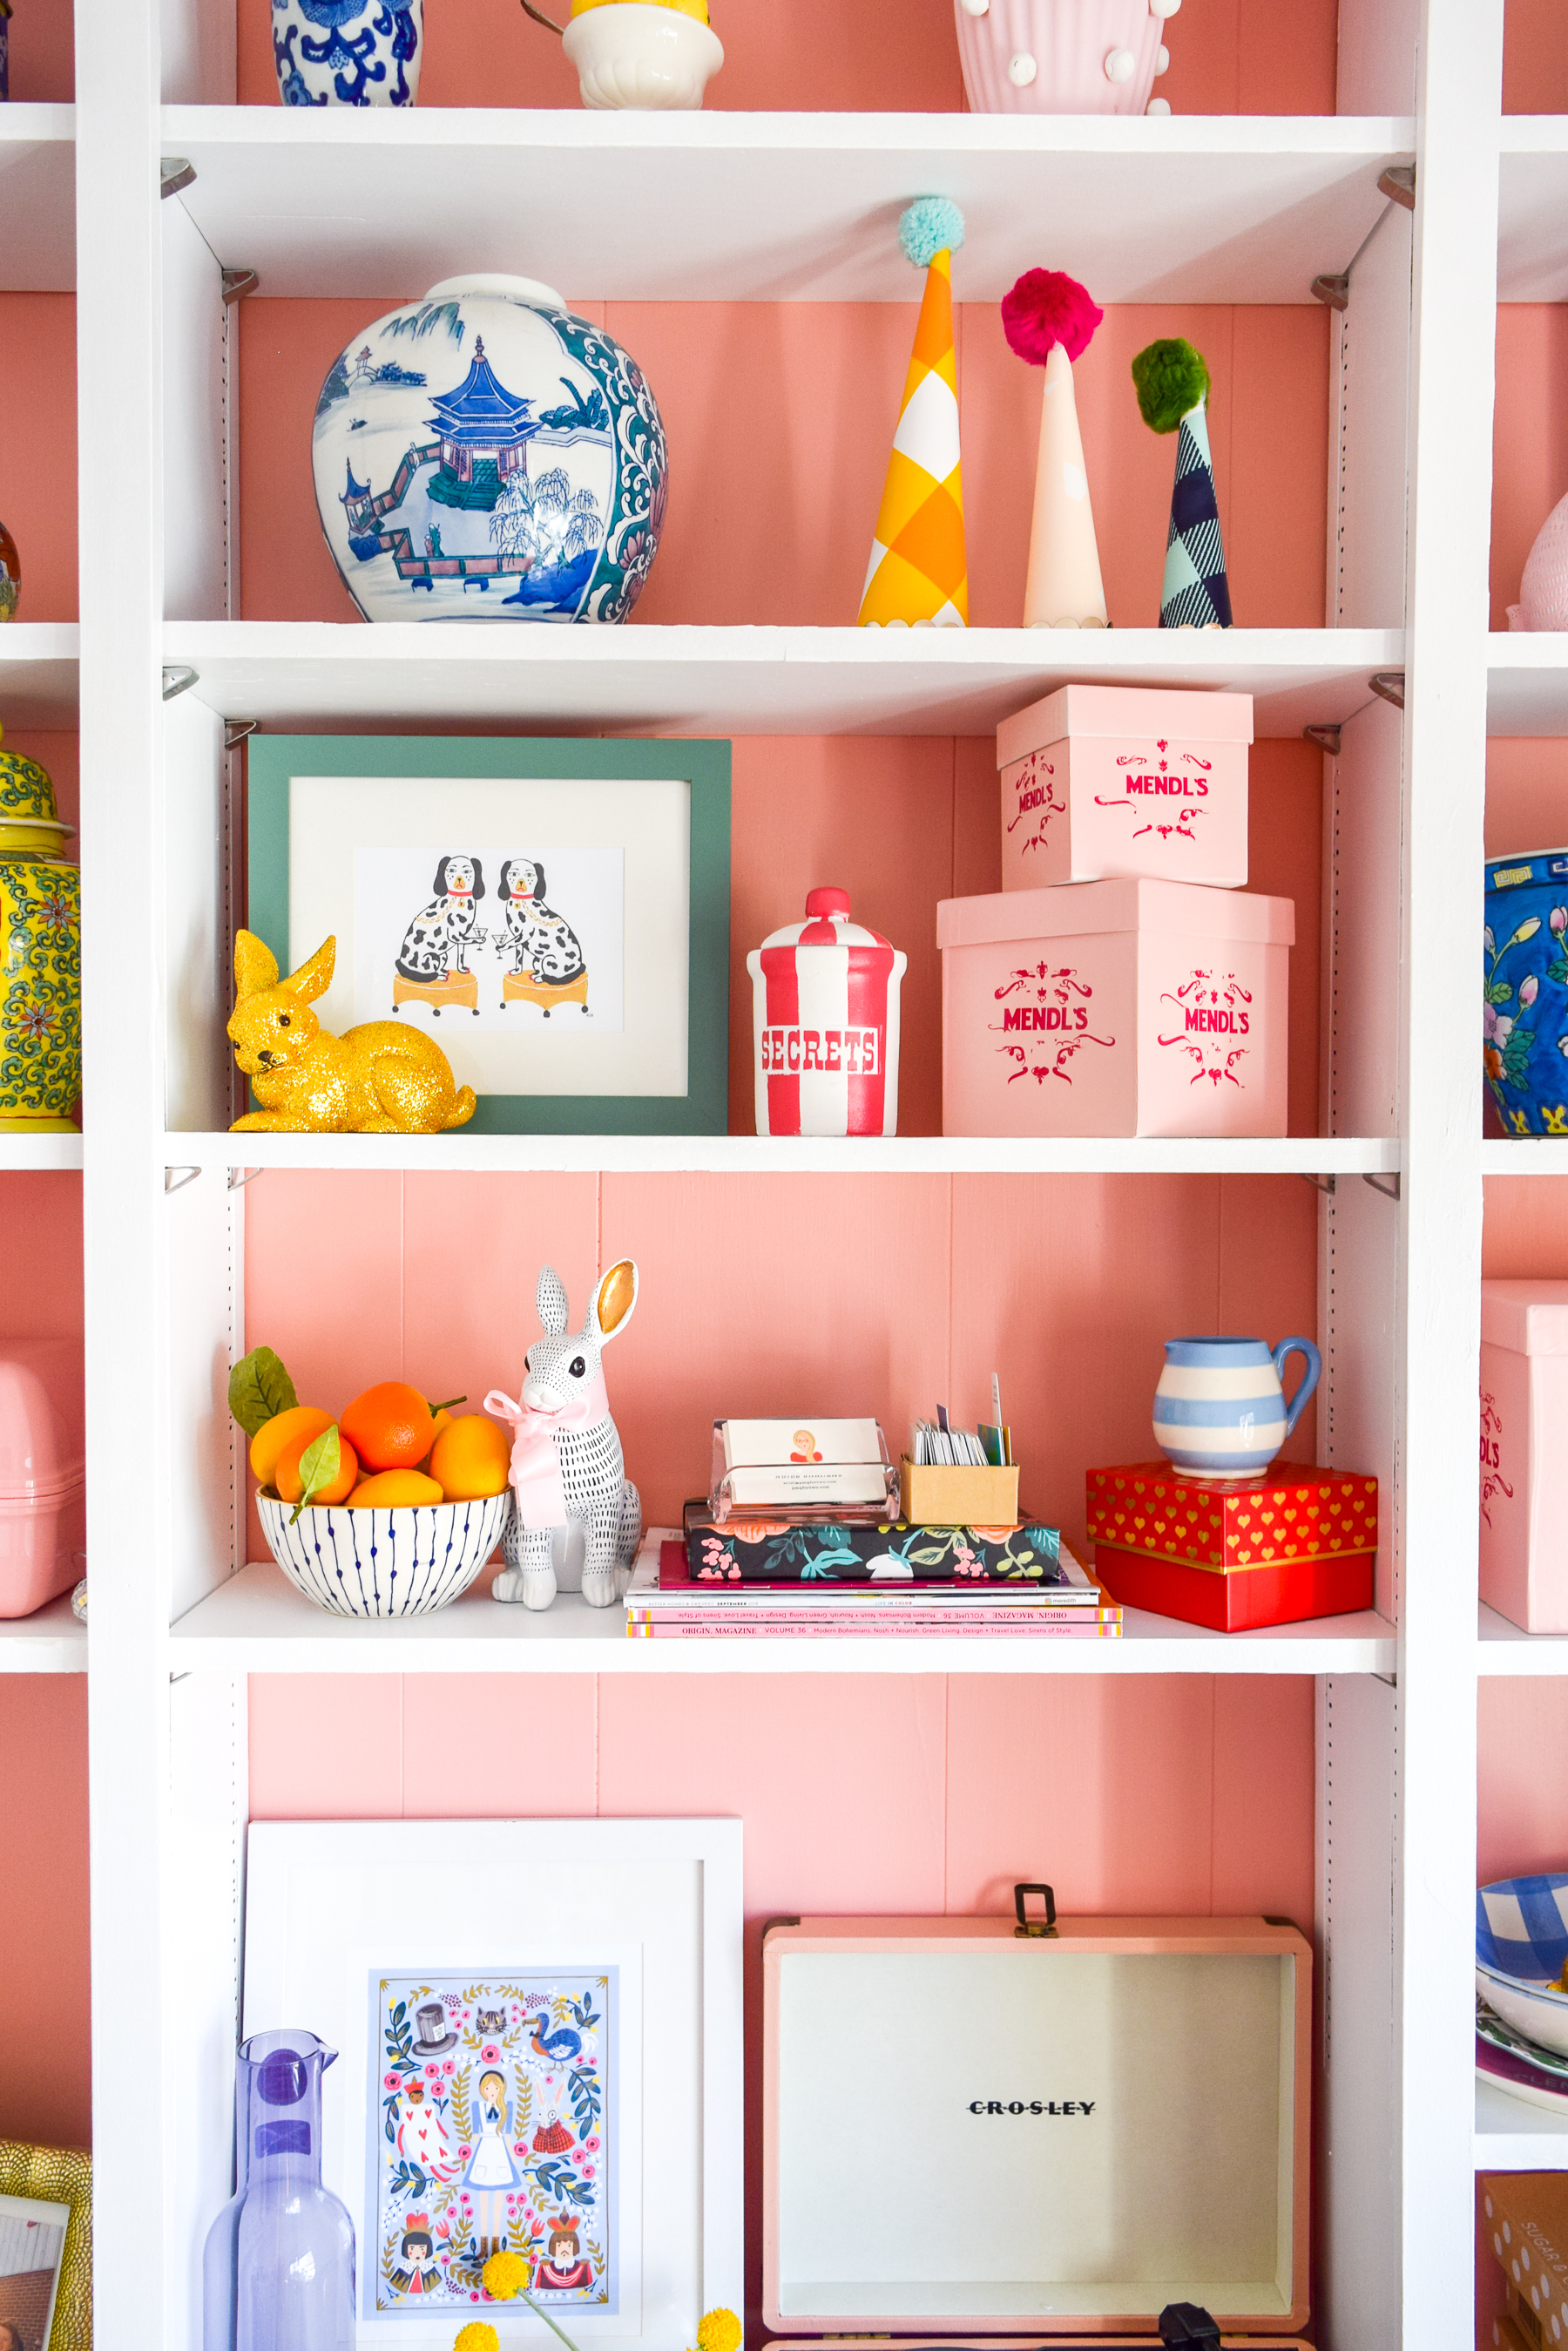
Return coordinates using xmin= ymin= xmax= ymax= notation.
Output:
xmin=233 ymin=930 xmax=279 ymax=999
xmin=283 ymin=936 xmax=336 ymax=1003
xmin=593 ymin=1258 xmax=638 ymax=1342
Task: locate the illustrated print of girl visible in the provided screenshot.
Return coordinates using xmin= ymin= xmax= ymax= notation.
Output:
xmin=461 ymin=2069 xmax=523 ymax=2258
xmin=534 ymin=2216 xmax=592 ymax=2293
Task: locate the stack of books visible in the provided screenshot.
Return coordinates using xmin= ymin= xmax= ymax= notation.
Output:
xmin=624 ymin=1522 xmax=1123 ymax=1641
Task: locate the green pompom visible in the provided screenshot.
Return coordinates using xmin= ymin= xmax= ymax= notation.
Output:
xmin=1131 ymin=338 xmax=1212 ymax=434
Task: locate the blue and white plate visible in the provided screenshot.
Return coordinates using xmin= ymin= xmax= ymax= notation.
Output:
xmin=1477 ymin=1874 xmax=1568 ymax=2058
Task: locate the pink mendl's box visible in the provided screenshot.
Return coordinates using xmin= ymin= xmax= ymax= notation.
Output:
xmin=998 ymin=684 xmax=1254 ymax=891
xmin=763 ymin=1910 xmax=1311 ymax=2336
xmin=1480 ymin=1280 xmax=1568 ymax=1630
xmin=938 ymin=880 xmax=1293 ymax=1138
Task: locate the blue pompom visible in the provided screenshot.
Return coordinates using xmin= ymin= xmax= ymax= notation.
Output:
xmin=898 ymin=197 xmax=965 ymax=270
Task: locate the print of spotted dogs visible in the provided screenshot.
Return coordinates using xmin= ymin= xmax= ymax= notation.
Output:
xmin=395 ymin=854 xmax=486 ymax=995
xmin=496 ymin=858 xmax=589 ymax=1012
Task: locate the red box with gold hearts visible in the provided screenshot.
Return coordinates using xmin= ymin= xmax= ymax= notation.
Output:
xmin=1085 ymin=1461 xmax=1377 ymax=1632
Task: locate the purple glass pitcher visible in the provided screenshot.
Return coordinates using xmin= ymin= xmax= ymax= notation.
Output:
xmin=204 ymin=2030 xmax=355 ymax=2350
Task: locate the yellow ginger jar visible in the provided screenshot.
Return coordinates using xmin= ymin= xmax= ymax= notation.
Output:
xmin=0 ymin=728 xmax=80 ymax=1131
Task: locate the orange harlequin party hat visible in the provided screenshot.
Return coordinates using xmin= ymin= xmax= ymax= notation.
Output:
xmin=858 ymin=198 xmax=968 ymax=629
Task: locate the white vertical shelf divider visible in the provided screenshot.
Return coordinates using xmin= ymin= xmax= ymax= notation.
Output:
xmin=1401 ymin=0 xmax=1500 ymax=2334
xmin=76 ymin=1 xmax=178 ymax=2344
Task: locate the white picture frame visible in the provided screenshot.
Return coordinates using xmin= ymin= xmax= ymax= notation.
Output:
xmin=242 ymin=1819 xmax=743 ymax=2348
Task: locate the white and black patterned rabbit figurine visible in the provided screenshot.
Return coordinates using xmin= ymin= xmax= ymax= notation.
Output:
xmin=483 ymin=1260 xmax=643 ymax=1611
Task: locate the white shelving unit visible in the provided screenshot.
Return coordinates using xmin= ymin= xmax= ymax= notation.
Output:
xmin=3 ymin=0 xmax=1544 ymax=2341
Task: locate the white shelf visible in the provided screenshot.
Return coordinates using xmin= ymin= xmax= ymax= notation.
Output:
xmin=160 ymin=107 xmax=1413 ymax=306
xmin=167 ymin=1130 xmax=1402 ymax=1176
xmin=169 ymin=1558 xmax=1396 ymax=1675
xmin=1482 ymin=1140 xmax=1568 ymax=1173
xmin=1498 ymin=121 xmax=1568 ymax=301
xmin=0 ymin=1590 xmax=84 ymax=1672
xmin=163 ymin=622 xmax=1402 ymax=738
xmin=0 ymin=106 xmax=75 ymax=292
xmin=1477 ymin=2077 xmax=1568 ymax=2168
xmin=0 ymin=624 xmax=78 ymax=724
xmin=0 ymin=1131 xmax=83 ymax=1170
xmin=1485 ymin=636 xmax=1568 ymax=733
xmin=1478 ymin=1602 xmax=1568 ymax=1668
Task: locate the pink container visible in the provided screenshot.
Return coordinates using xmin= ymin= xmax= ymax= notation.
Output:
xmin=999 ymin=683 xmax=1254 ymax=891
xmin=1480 ymin=1281 xmax=1568 ymax=1631
xmin=938 ymin=878 xmax=1293 ymax=1138
xmin=0 ymin=1336 xmax=85 ymax=1618
xmin=747 ymin=887 xmax=907 ymax=1138
xmin=953 ymin=0 xmax=1176 ymax=118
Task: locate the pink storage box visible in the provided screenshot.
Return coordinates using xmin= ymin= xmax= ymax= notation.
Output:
xmin=1480 ymin=1281 xmax=1568 ymax=1631
xmin=938 ymin=878 xmax=1293 ymax=1138
xmin=0 ymin=1337 xmax=84 ymax=1618
xmin=998 ymin=683 xmax=1254 ymax=891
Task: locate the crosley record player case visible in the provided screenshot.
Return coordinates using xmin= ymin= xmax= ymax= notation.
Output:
xmin=762 ymin=1898 xmax=1310 ymax=2342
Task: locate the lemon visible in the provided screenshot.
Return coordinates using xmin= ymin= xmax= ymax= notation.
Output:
xmin=571 ymin=0 xmax=709 ymax=19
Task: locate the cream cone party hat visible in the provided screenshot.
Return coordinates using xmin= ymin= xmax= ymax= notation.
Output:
xmin=858 ymin=198 xmax=968 ymax=629
xmin=1002 ymin=268 xmax=1107 ymax=629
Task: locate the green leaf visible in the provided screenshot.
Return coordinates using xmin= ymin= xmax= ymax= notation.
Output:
xmin=289 ymin=1425 xmax=341 ymax=1524
xmin=1485 ymin=981 xmax=1515 ymax=1005
xmin=228 ymin=1345 xmax=298 ymax=1437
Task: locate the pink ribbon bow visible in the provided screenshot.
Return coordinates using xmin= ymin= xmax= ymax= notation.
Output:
xmin=484 ymin=1375 xmax=610 ymax=1531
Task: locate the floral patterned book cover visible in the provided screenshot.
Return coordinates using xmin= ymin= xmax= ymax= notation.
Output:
xmin=679 ymin=1503 xmax=1068 ymax=1585
xmin=371 ymin=1970 xmax=617 ymax=2319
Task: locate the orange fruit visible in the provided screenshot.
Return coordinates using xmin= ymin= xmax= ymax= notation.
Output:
xmin=340 ymin=1382 xmax=436 ymax=1472
xmin=346 ymin=1468 xmax=444 ymax=1509
xmin=430 ymin=1414 xmax=511 ymax=1501
xmin=250 ymin=1405 xmax=333 ymax=1488
xmin=274 ymin=1426 xmax=359 ymax=1506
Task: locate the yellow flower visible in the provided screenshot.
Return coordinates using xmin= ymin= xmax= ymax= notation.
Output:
xmin=483 ymin=2250 xmax=531 ymax=2302
xmin=696 ymin=2309 xmax=743 ymax=2351
xmin=1545 ymin=1104 xmax=1568 ymax=1135
xmin=456 ymin=2328 xmax=501 ymax=2351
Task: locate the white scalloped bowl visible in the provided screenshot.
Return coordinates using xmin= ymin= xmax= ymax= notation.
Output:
xmin=1477 ymin=1959 xmax=1568 ymax=2061
xmin=953 ymin=0 xmax=1172 ymax=116
xmin=257 ymin=1490 xmax=513 ymax=1618
xmin=562 ymin=4 xmax=724 ymax=110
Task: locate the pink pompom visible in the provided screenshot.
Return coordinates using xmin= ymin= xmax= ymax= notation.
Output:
xmin=1001 ymin=269 xmax=1103 ymax=366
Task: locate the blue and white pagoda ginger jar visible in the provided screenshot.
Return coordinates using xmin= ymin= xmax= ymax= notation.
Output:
xmin=273 ymin=0 xmax=422 ymax=105
xmin=311 ymin=274 xmax=668 ymax=624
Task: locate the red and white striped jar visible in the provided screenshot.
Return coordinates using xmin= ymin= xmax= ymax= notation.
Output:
xmin=747 ymin=889 xmax=907 ymax=1137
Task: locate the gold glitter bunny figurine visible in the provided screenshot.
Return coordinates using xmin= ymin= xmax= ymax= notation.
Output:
xmin=227 ymin=930 xmax=477 ymax=1135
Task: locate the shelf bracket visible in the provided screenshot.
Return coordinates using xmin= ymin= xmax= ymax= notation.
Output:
xmin=1302 ymin=723 xmax=1342 ymax=755
xmin=164 ymin=1166 xmax=200 ymax=1196
xmin=1300 ymin=1172 xmax=1336 ymax=1196
xmin=1310 ymin=273 xmax=1349 ymax=311
xmin=221 ymin=268 xmax=260 ymax=306
xmin=1369 ymin=670 xmax=1405 ymax=710
xmin=162 ymin=665 xmax=198 ymax=702
xmin=1377 ymin=163 xmax=1416 ymax=210
xmin=227 ymin=1167 xmax=265 ymax=1191
xmin=225 ymin=719 xmax=258 ymax=750
xmin=160 ymin=157 xmax=195 ymax=200
xmin=1362 ymin=1170 xmax=1401 ymax=1202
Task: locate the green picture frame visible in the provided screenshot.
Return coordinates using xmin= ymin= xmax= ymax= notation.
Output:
xmin=245 ymin=735 xmax=731 ymax=1135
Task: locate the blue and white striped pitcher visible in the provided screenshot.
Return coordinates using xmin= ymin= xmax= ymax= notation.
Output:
xmin=1152 ymin=1333 xmax=1321 ymax=1478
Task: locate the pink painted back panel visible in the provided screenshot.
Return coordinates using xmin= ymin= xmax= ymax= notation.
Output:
xmin=248 ymin=1667 xmax=1316 ymax=2341
xmin=6 ymin=6 xmax=72 ymax=98
xmin=238 ymin=298 xmax=1327 ymax=634
xmin=1481 ymin=1680 xmax=1568 ymax=1886
xmin=0 ymin=300 xmax=77 ymax=621
xmin=0 ymin=1678 xmax=91 ymax=2149
xmin=1504 ymin=0 xmax=1568 ymax=111
xmin=1490 ymin=308 xmax=1568 ymax=633
xmin=233 ymin=0 xmax=1336 ymax=112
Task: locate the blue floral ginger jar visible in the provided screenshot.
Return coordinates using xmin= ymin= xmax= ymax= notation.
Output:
xmin=0 ymin=728 xmax=79 ymax=1133
xmin=273 ymin=0 xmax=422 ymax=105
xmin=1484 ymin=848 xmax=1568 ymax=1137
xmin=311 ymin=274 xmax=668 ymax=625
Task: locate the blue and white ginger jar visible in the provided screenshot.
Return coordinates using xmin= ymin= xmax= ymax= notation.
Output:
xmin=312 ymin=274 xmax=668 ymax=625
xmin=273 ymin=0 xmax=422 ymax=105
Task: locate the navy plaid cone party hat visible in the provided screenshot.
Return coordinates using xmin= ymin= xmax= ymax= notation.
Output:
xmin=1132 ymin=338 xmax=1233 ymax=629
